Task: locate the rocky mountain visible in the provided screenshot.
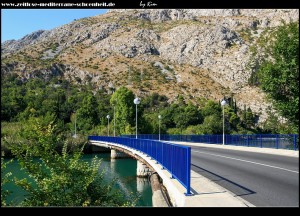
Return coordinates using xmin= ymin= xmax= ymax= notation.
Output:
xmin=1 ymin=9 xmax=298 ymax=123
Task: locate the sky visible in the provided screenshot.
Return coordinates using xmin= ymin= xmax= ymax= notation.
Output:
xmin=1 ymin=9 xmax=108 ymax=42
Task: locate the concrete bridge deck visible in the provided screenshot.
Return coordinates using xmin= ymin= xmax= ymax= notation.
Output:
xmin=170 ymin=141 xmax=298 ymax=207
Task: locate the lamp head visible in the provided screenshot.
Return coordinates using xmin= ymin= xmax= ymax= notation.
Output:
xmin=221 ymin=100 xmax=226 ymax=106
xmin=134 ymin=97 xmax=141 ymax=105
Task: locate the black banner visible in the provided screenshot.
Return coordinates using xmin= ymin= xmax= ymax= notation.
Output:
xmin=0 ymin=0 xmax=299 ymax=9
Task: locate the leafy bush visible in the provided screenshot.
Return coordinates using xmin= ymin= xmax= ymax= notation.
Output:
xmin=5 ymin=116 xmax=138 ymax=207
xmin=1 ymin=158 xmax=12 ymax=206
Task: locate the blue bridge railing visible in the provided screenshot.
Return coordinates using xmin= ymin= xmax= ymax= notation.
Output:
xmin=120 ymin=134 xmax=299 ymax=151
xmin=88 ymin=136 xmax=191 ymax=195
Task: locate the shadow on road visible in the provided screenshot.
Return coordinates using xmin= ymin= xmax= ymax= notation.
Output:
xmin=191 ymin=163 xmax=256 ymax=197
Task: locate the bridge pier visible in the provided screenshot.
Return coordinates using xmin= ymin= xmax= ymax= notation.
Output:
xmin=136 ymin=177 xmax=148 ymax=193
xmin=111 ymin=149 xmax=130 ymax=159
xmin=137 ymin=160 xmax=151 ymax=178
xmin=150 ymin=173 xmax=169 ymax=207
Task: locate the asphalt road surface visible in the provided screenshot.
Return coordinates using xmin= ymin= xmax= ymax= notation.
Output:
xmin=190 ymin=146 xmax=299 ymax=207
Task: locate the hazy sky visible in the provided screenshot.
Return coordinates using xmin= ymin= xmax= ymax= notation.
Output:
xmin=1 ymin=9 xmax=108 ymax=42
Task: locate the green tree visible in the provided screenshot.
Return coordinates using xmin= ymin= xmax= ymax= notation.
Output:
xmin=77 ymin=94 xmax=99 ymax=132
xmin=139 ymin=113 xmax=155 ymax=134
xmin=184 ymin=103 xmax=203 ymax=126
xmin=141 ymin=93 xmax=168 ymax=112
xmin=199 ymin=114 xmax=223 ymax=134
xmin=159 ymin=104 xmax=179 ymax=129
xmin=224 ymin=106 xmax=240 ymax=132
xmin=257 ymin=22 xmax=299 ymax=132
xmin=8 ymin=116 xmax=137 ymax=207
xmin=110 ymin=87 xmax=135 ymax=135
xmin=261 ymin=111 xmax=281 ymax=134
xmin=166 ymin=127 xmax=182 ymax=135
xmin=1 ymin=82 xmax=26 ymax=121
xmin=241 ymin=107 xmax=256 ymax=129
xmin=96 ymin=92 xmax=111 ymax=127
xmin=172 ymin=103 xmax=202 ymax=133
xmin=173 ymin=107 xmax=186 ymax=133
xmin=261 ymin=109 xmax=296 ymax=134
xmin=201 ymin=100 xmax=222 ymax=118
xmin=184 ymin=124 xmax=203 ymax=135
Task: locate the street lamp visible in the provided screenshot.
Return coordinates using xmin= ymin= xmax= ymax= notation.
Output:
xmin=106 ymin=115 xmax=110 ymax=136
xmin=113 ymin=105 xmax=116 ymax=137
xmin=133 ymin=97 xmax=141 ymax=139
xmin=73 ymin=112 xmax=77 ymax=138
xmin=112 ymin=91 xmax=116 ymax=137
xmin=158 ymin=115 xmax=162 ymax=141
xmin=221 ymin=99 xmax=227 ymax=145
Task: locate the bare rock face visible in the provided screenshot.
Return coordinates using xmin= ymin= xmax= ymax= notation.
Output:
xmin=109 ymin=9 xmax=241 ymax=22
xmin=109 ymin=9 xmax=298 ymax=24
xmin=158 ymin=23 xmax=248 ymax=90
xmin=105 ymin=9 xmax=298 ymax=93
xmin=239 ymin=9 xmax=299 ymax=27
xmin=93 ymin=28 xmax=160 ymax=58
xmin=2 ymin=30 xmax=46 ymax=54
xmin=1 ymin=9 xmax=299 ymax=123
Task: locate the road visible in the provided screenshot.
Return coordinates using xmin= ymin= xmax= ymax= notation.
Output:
xmin=189 ymin=145 xmax=299 ymax=207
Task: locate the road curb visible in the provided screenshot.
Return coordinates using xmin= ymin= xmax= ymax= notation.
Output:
xmin=170 ymin=142 xmax=299 ymax=158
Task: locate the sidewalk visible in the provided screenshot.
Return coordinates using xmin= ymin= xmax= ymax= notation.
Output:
xmin=140 ymin=145 xmax=254 ymax=207
xmin=183 ymin=170 xmax=254 ymax=207
xmin=169 ymin=141 xmax=299 ymax=157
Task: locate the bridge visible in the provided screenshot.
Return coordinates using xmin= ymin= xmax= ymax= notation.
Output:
xmin=88 ymin=134 xmax=299 ymax=207
xmin=88 ymin=136 xmax=193 ymax=207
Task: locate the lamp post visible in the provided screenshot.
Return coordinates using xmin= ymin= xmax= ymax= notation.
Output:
xmin=73 ymin=112 xmax=77 ymax=138
xmin=221 ymin=99 xmax=227 ymax=145
xmin=158 ymin=115 xmax=161 ymax=141
xmin=112 ymin=91 xmax=116 ymax=137
xmin=106 ymin=115 xmax=110 ymax=136
xmin=113 ymin=105 xmax=116 ymax=137
xmin=133 ymin=97 xmax=141 ymax=139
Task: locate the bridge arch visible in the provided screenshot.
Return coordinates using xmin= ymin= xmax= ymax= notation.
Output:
xmin=89 ymin=136 xmax=192 ymax=207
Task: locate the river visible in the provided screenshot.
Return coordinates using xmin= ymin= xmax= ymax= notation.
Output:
xmin=2 ymin=153 xmax=153 ymax=207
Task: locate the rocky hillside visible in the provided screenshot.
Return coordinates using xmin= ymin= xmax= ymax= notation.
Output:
xmin=1 ymin=9 xmax=298 ymax=123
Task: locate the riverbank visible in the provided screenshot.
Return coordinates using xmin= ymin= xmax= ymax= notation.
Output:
xmin=2 ymin=152 xmax=153 ymax=207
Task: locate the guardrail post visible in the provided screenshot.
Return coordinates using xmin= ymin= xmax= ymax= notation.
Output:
xmin=247 ymin=135 xmax=249 ymax=147
xmin=293 ymin=134 xmax=297 ymax=151
xmin=161 ymin=142 xmax=164 ymax=169
xmin=170 ymin=145 xmax=174 ymax=179
xmin=156 ymin=141 xmax=158 ymax=163
xmin=185 ymin=147 xmax=192 ymax=196
xmin=260 ymin=134 xmax=262 ymax=148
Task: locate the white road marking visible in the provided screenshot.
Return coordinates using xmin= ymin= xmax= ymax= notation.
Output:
xmin=192 ymin=150 xmax=299 ymax=174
